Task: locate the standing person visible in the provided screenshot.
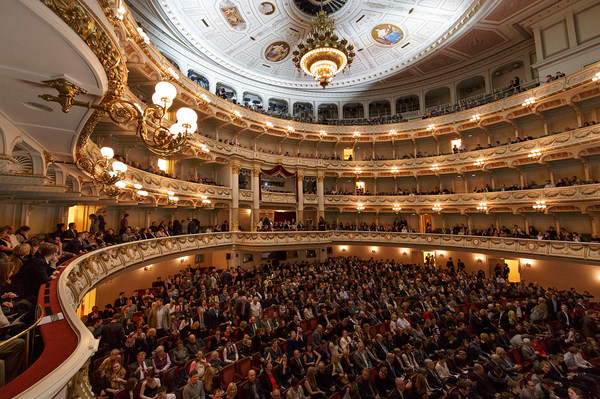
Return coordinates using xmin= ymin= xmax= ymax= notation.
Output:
xmin=89 ymin=214 xmax=99 ymax=234
xmin=120 ymin=213 xmax=129 ymax=234
xmin=98 ymin=209 xmax=108 ymax=232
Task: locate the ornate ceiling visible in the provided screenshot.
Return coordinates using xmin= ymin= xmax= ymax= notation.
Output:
xmin=130 ymin=0 xmax=549 ymax=90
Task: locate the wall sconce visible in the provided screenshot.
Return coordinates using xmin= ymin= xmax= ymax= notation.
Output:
xmin=353 ymin=131 xmax=361 ymax=137
xmin=356 ymin=203 xmax=365 ymax=213
xmin=143 ymin=264 xmax=153 ymax=271
xmin=522 ymin=97 xmax=535 ymax=107
xmin=475 ymin=257 xmax=483 ymax=263
xmin=427 ymin=124 xmax=435 ymax=131
xmin=391 ymin=167 xmax=399 ymax=174
xmin=393 ymin=204 xmax=402 ymax=214
xmin=476 ymin=202 xmax=488 ymax=213
xmin=430 ymin=164 xmax=440 ymax=172
xmin=433 ymin=204 xmax=442 ymax=212
xmin=319 ymin=131 xmax=327 ymax=137
xmin=355 ymin=168 xmax=362 ymax=175
xmin=287 ymin=126 xmax=295 ymax=132
xmin=469 ymin=114 xmax=481 ymax=122
xmin=474 ymin=160 xmax=484 ymax=167
xmin=593 ymin=72 xmax=600 ymax=82
xmin=340 ymin=246 xmax=347 ymax=252
xmin=266 ymin=121 xmax=273 ymax=128
xmin=167 ymin=191 xmax=179 ymax=205
xmin=40 ymin=80 xmax=199 ymax=157
xmin=389 ymin=130 xmax=397 ymax=136
xmin=371 ymin=247 xmax=377 ymax=253
xmin=533 ymin=200 xmax=547 ymax=212
xmin=402 ymin=251 xmax=407 ymax=255
xmin=528 ymin=150 xmax=542 ymax=159
xmin=525 ymin=263 xmax=532 ymax=268
xmin=200 ymin=195 xmax=212 ymax=207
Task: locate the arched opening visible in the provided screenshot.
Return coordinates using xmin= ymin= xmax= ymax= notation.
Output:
xmin=11 ymin=141 xmax=44 ymax=175
xmin=492 ymin=61 xmax=524 ymax=94
xmin=343 ymin=103 xmax=364 ymax=119
xmin=268 ymin=98 xmax=289 ymax=115
xmin=395 ymin=95 xmax=420 ymax=114
xmin=187 ymin=69 xmax=209 ymax=90
xmin=318 ymin=103 xmax=338 ymax=121
xmin=292 ymin=102 xmax=314 ymax=119
xmin=215 ymin=83 xmax=237 ymax=102
xmin=369 ymin=100 xmax=391 ymax=118
xmin=456 ymin=76 xmax=486 ymax=102
xmin=242 ymin=92 xmax=264 ymax=110
xmin=424 ymin=87 xmax=451 ymax=109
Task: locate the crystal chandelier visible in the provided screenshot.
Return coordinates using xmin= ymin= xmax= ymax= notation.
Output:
xmin=292 ymin=6 xmax=355 ymax=88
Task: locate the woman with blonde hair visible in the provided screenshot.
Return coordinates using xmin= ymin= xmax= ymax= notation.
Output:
xmin=202 ymin=365 xmax=217 ymax=395
xmin=225 ymin=382 xmax=238 ymax=399
xmin=9 ymin=243 xmax=30 ymax=275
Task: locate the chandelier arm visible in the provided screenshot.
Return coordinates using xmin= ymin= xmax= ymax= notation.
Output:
xmin=104 ymin=99 xmax=144 ymax=124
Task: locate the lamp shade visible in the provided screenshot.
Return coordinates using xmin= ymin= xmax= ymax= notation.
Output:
xmin=176 ymin=107 xmax=198 ymax=124
xmin=112 ymin=161 xmax=128 ymax=173
xmin=152 ymin=92 xmax=173 ymax=109
xmin=154 ymin=81 xmax=177 ymax=101
xmin=100 ymin=146 xmax=114 ymax=159
xmin=169 ymin=123 xmax=183 ymax=137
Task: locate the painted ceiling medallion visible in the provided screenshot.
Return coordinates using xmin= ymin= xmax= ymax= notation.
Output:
xmin=293 ymin=0 xmax=348 ymax=16
xmin=372 ymin=24 xmax=404 ymax=45
xmin=265 ymin=41 xmax=290 ymax=62
xmin=259 ymin=2 xmax=275 ymax=15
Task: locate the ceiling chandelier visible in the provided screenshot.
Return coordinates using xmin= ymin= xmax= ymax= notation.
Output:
xmin=292 ymin=3 xmax=355 ymax=88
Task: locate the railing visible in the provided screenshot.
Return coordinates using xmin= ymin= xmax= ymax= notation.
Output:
xmin=0 ymin=304 xmax=44 ymax=369
xmin=12 ymin=231 xmax=600 ymax=398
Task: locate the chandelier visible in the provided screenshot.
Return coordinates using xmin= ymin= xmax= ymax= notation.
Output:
xmin=292 ymin=7 xmax=355 ymax=88
xmin=39 ymin=79 xmax=199 ymax=157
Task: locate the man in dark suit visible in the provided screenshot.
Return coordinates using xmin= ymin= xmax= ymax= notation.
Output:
xmin=13 ymin=243 xmax=58 ymax=300
xmin=472 ymin=364 xmax=497 ymax=399
xmin=384 ymin=353 xmax=404 ymax=379
xmin=114 ymin=291 xmax=128 ymax=310
xmin=546 ymin=294 xmax=560 ymax=319
xmin=357 ymin=368 xmax=379 ymax=399
xmin=558 ymin=304 xmax=572 ymax=330
xmin=101 ymin=313 xmax=125 ymax=351
xmin=206 ymin=303 xmax=221 ymax=330
xmin=317 ymin=308 xmax=330 ymax=327
xmin=353 ymin=342 xmax=373 ymax=372
xmin=64 ymin=232 xmax=86 ymax=255
xmin=290 ymin=350 xmax=306 ymax=379
xmin=236 ymin=296 xmax=251 ymax=322
xmin=316 ymin=361 xmax=336 ymax=394
xmin=388 ymin=377 xmax=414 ymax=399
xmin=373 ymin=334 xmax=390 ymax=361
xmin=128 ymin=351 xmax=153 ymax=381
xmin=242 ymin=369 xmax=265 ymax=399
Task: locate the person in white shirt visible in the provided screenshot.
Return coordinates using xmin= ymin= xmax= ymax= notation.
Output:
xmin=339 ymin=330 xmax=352 ymax=352
xmin=249 ymin=296 xmax=262 ymax=318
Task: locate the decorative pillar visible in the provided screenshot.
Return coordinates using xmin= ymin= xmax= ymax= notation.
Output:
xmin=414 ymin=175 xmax=420 ymax=192
xmin=297 ymin=172 xmax=304 ymax=224
xmin=317 ymin=172 xmax=325 ymax=219
xmin=373 ymin=177 xmax=377 ymax=195
xmin=231 ymin=164 xmax=240 ymax=231
xmin=252 ymin=166 xmax=261 ymax=226
xmin=465 ymin=213 xmax=472 ymax=232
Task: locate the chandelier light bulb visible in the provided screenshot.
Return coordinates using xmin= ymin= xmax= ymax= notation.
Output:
xmin=111 ymin=161 xmax=127 ymax=173
xmin=137 ymin=190 xmax=148 ymax=197
xmin=100 ymin=146 xmax=114 ymax=159
xmin=134 ymin=183 xmax=142 ymax=190
xmin=169 ymin=123 xmax=183 ymax=137
xmin=176 ymin=107 xmax=198 ymax=125
xmin=154 ymin=81 xmax=177 ymax=102
xmin=115 ymin=181 xmax=127 ymax=189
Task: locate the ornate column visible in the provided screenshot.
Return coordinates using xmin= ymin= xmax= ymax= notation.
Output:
xmin=317 ymin=172 xmax=325 ymax=219
xmin=252 ymin=166 xmax=261 ymax=226
xmin=231 ymin=164 xmax=240 ymax=231
xmin=297 ymin=172 xmax=304 ymax=223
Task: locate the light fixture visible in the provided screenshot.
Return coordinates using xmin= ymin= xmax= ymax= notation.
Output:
xmin=287 ymin=126 xmax=295 ymax=132
xmin=433 ymin=204 xmax=442 ymax=212
xmin=266 ymin=121 xmax=274 ymax=128
xmin=522 ymin=97 xmax=535 ymax=107
xmin=391 ymin=167 xmax=399 ymax=174
xmin=390 ymin=130 xmax=397 ymax=136
xmin=40 ymin=79 xmax=200 ymax=157
xmin=116 ymin=5 xmax=125 ymax=20
xmin=356 ymin=203 xmax=365 ymax=212
xmin=592 ymin=72 xmax=600 ymax=82
xmin=200 ymin=195 xmax=211 ymax=207
xmin=137 ymin=27 xmax=150 ymax=45
xmin=292 ymin=5 xmax=355 ymax=88
xmin=200 ymin=94 xmax=211 ymax=104
xmin=475 ymin=256 xmax=483 ymax=263
xmin=234 ymin=110 xmax=242 ymax=118
xmin=469 ymin=114 xmax=481 ymax=122
xmin=167 ymin=67 xmax=179 ymax=81
xmin=427 ymin=124 xmax=436 ymax=131
xmin=533 ymin=200 xmax=547 ymax=212
xmin=430 ymin=164 xmax=440 ymax=172
xmin=353 ymin=131 xmax=360 ymax=137
xmin=528 ymin=150 xmax=542 ymax=159
xmin=393 ymin=204 xmax=402 ymax=214
xmin=133 ymin=189 xmax=148 ymax=202
xmin=354 ymin=167 xmax=362 ymax=174
xmin=319 ymin=130 xmax=327 ymax=137
xmin=199 ymin=143 xmax=210 ymax=153
xmin=90 ymin=146 xmax=127 ymax=195
xmin=474 ymin=160 xmax=484 ymax=167
xmin=167 ymin=191 xmax=179 ymax=205
xmin=476 ymin=202 xmax=488 ymax=212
